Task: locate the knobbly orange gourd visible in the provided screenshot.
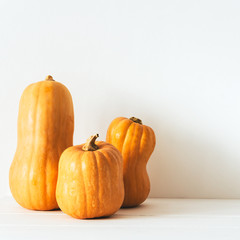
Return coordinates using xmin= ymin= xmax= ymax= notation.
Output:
xmin=56 ymin=134 xmax=124 ymax=219
xmin=106 ymin=117 xmax=156 ymax=207
xmin=9 ymin=75 xmax=74 ymax=210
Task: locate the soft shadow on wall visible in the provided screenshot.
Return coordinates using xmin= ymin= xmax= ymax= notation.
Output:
xmin=148 ymin=111 xmax=240 ymax=199
xmin=88 ymin=87 xmax=240 ymax=199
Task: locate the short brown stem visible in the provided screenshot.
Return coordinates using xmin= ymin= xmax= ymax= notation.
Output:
xmin=45 ymin=75 xmax=55 ymax=81
xmin=82 ymin=134 xmax=99 ymax=151
xmin=130 ymin=117 xmax=142 ymax=125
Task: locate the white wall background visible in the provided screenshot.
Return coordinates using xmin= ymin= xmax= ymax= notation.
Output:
xmin=0 ymin=0 xmax=240 ymax=198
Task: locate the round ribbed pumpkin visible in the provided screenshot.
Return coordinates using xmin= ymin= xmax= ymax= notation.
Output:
xmin=56 ymin=134 xmax=124 ymax=219
xmin=9 ymin=75 xmax=74 ymax=210
xmin=106 ymin=117 xmax=156 ymax=207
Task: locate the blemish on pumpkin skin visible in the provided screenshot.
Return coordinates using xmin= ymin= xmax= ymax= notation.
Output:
xmin=63 ymin=183 xmax=68 ymax=195
xmin=92 ymin=201 xmax=96 ymax=208
xmin=82 ymin=161 xmax=86 ymax=171
xmin=69 ymin=183 xmax=76 ymax=196
xmin=20 ymin=164 xmax=28 ymax=178
xmin=70 ymin=162 xmax=76 ymax=172
xmin=29 ymin=169 xmax=37 ymax=186
xmin=116 ymin=133 xmax=121 ymax=139
xmin=43 ymin=87 xmax=53 ymax=93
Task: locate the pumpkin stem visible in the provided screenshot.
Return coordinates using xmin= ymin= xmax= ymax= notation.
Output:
xmin=82 ymin=134 xmax=99 ymax=151
xmin=130 ymin=117 xmax=142 ymax=125
xmin=45 ymin=75 xmax=55 ymax=81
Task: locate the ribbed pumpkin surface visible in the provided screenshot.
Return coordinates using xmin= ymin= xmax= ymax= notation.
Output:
xmin=9 ymin=76 xmax=74 ymax=210
xmin=106 ymin=117 xmax=156 ymax=207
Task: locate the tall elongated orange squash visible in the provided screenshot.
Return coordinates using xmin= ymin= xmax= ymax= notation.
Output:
xmin=9 ymin=75 xmax=74 ymax=210
xmin=106 ymin=117 xmax=156 ymax=207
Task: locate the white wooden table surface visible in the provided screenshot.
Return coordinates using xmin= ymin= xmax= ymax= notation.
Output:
xmin=1 ymin=196 xmax=240 ymax=240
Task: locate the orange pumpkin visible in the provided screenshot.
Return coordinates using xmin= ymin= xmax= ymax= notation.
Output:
xmin=106 ymin=117 xmax=156 ymax=207
xmin=9 ymin=75 xmax=74 ymax=210
xmin=56 ymin=134 xmax=124 ymax=219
